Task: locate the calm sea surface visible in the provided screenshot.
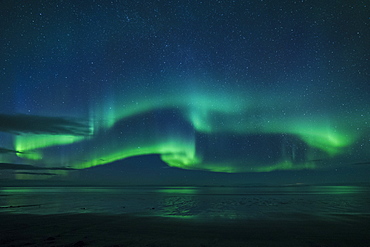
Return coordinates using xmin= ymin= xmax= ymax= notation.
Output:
xmin=1 ymin=186 xmax=369 ymax=220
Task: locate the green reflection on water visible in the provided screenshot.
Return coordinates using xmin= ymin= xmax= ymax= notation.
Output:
xmin=156 ymin=187 xmax=198 ymax=195
xmin=0 ymin=187 xmax=36 ymax=193
xmin=308 ymin=186 xmax=364 ymax=194
xmin=0 ymin=187 xmax=73 ymax=193
xmin=157 ymin=214 xmax=197 ymax=219
xmin=277 ymin=185 xmax=366 ymax=195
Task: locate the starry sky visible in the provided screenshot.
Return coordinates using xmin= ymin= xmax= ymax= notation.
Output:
xmin=0 ymin=0 xmax=369 ymax=185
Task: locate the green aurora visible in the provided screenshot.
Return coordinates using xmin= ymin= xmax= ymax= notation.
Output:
xmin=11 ymin=79 xmax=365 ymax=177
xmin=0 ymin=0 xmax=369 ymax=183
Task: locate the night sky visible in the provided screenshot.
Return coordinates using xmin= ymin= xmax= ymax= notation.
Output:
xmin=0 ymin=0 xmax=369 ymax=185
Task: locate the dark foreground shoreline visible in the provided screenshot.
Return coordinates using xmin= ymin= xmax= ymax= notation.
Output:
xmin=1 ymin=213 xmax=369 ymax=247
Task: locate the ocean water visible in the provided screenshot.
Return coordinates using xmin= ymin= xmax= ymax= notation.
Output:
xmin=0 ymin=185 xmax=369 ymax=221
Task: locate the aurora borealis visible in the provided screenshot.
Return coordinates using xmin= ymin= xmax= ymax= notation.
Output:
xmin=0 ymin=0 xmax=369 ymax=184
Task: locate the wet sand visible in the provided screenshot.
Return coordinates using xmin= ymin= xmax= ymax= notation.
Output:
xmin=1 ymin=213 xmax=369 ymax=247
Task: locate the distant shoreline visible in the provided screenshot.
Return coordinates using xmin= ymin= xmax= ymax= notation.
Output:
xmin=1 ymin=182 xmax=370 ymax=188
